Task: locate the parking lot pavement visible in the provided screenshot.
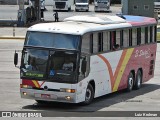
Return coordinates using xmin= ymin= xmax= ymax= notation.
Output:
xmin=0 ymin=27 xmax=26 ymax=39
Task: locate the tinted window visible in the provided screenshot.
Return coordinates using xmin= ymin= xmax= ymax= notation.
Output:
xmin=25 ymin=32 xmax=80 ymax=50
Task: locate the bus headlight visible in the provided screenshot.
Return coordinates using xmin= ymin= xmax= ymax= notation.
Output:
xmin=95 ymin=2 xmax=98 ymax=6
xmin=60 ymin=88 xmax=76 ymax=93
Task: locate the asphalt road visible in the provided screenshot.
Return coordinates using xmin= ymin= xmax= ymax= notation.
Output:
xmin=0 ymin=40 xmax=159 ymax=119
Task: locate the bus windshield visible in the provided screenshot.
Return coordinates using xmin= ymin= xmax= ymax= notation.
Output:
xmin=95 ymin=0 xmax=109 ymax=2
xmin=25 ymin=32 xmax=80 ymax=50
xmin=21 ymin=32 xmax=80 ymax=83
xmin=76 ymin=0 xmax=88 ymax=3
xmin=21 ymin=49 xmax=78 ymax=83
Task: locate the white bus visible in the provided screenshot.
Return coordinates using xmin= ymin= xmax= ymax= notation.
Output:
xmin=29 ymin=0 xmax=45 ymax=11
xmin=53 ymin=0 xmax=74 ymax=11
xmin=14 ymin=15 xmax=157 ymax=105
xmin=94 ymin=0 xmax=111 ymax=12
xmin=75 ymin=0 xmax=89 ymax=12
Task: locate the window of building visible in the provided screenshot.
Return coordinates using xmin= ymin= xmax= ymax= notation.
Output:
xmin=133 ymin=5 xmax=138 ymax=10
xmin=144 ymin=5 xmax=149 ymax=10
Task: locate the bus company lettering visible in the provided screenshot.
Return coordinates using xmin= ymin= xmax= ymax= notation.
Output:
xmin=135 ymin=48 xmax=151 ymax=58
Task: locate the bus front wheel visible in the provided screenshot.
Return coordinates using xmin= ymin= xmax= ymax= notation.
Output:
xmin=127 ymin=72 xmax=134 ymax=92
xmin=82 ymin=84 xmax=94 ymax=105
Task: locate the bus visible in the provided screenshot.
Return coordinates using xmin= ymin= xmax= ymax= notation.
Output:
xmin=53 ymin=0 xmax=74 ymax=11
xmin=75 ymin=0 xmax=89 ymax=12
xmin=29 ymin=0 xmax=45 ymax=11
xmin=14 ymin=15 xmax=157 ymax=105
xmin=94 ymin=0 xmax=111 ymax=12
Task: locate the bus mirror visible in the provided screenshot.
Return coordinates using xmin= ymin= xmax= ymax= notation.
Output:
xmin=81 ymin=58 xmax=87 ymax=75
xmin=14 ymin=51 xmax=18 ymax=66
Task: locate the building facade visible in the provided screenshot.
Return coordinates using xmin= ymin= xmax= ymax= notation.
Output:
xmin=122 ymin=0 xmax=154 ymax=18
xmin=0 ymin=0 xmax=28 ymax=5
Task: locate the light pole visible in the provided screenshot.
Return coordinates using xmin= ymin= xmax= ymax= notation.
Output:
xmin=35 ymin=0 xmax=41 ymax=22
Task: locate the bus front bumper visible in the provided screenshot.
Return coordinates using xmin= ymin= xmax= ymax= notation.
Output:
xmin=75 ymin=6 xmax=89 ymax=11
xmin=20 ymin=88 xmax=77 ymax=103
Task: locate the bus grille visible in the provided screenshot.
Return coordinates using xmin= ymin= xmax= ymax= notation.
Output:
xmin=55 ymin=2 xmax=66 ymax=9
xmin=98 ymin=3 xmax=107 ymax=8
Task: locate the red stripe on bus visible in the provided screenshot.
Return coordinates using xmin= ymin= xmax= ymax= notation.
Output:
xmin=98 ymin=54 xmax=114 ymax=90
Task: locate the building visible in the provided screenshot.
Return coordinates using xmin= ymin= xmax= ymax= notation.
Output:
xmin=0 ymin=0 xmax=28 ymax=5
xmin=122 ymin=0 xmax=154 ymax=18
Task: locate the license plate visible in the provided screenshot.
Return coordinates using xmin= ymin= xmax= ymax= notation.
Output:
xmin=41 ymin=94 xmax=50 ymax=99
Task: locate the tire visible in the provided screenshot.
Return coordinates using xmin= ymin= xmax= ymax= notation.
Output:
xmin=134 ymin=70 xmax=142 ymax=90
xmin=82 ymin=84 xmax=94 ymax=105
xmin=127 ymin=72 xmax=134 ymax=92
xmin=36 ymin=100 xmax=47 ymax=104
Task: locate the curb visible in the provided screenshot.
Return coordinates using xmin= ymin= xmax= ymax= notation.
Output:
xmin=0 ymin=36 xmax=25 ymax=40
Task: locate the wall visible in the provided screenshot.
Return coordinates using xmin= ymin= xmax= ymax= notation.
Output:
xmin=128 ymin=0 xmax=154 ymax=17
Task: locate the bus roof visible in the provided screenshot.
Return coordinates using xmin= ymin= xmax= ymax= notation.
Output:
xmin=28 ymin=15 xmax=157 ymax=35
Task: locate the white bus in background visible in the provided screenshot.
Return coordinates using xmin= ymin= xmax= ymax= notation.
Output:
xmin=75 ymin=0 xmax=89 ymax=12
xmin=94 ymin=0 xmax=111 ymax=12
xmin=154 ymin=0 xmax=160 ymax=13
xmin=53 ymin=0 xmax=74 ymax=11
xmin=29 ymin=0 xmax=45 ymax=11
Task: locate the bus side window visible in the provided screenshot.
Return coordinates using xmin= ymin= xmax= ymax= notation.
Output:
xmin=141 ymin=27 xmax=145 ymax=44
xmin=82 ymin=34 xmax=90 ymax=53
xmin=129 ymin=29 xmax=132 ymax=46
xmin=110 ymin=31 xmax=116 ymax=50
xmin=147 ymin=27 xmax=150 ymax=43
xmin=93 ymin=33 xmax=98 ymax=53
xmin=123 ymin=29 xmax=129 ymax=47
xmin=98 ymin=32 xmax=103 ymax=52
xmin=90 ymin=34 xmax=93 ymax=53
xmin=116 ymin=30 xmax=121 ymax=49
xmin=154 ymin=26 xmax=157 ymax=42
xmin=120 ymin=30 xmax=123 ymax=47
xmin=145 ymin=27 xmax=149 ymax=44
xmin=137 ymin=28 xmax=141 ymax=45
xmin=132 ymin=28 xmax=137 ymax=46
xmin=103 ymin=31 xmax=110 ymax=51
xmin=150 ymin=26 xmax=153 ymax=43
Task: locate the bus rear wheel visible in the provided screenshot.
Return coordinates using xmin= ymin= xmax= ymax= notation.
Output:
xmin=82 ymin=84 xmax=94 ymax=105
xmin=127 ymin=72 xmax=134 ymax=92
xmin=134 ymin=70 xmax=142 ymax=90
